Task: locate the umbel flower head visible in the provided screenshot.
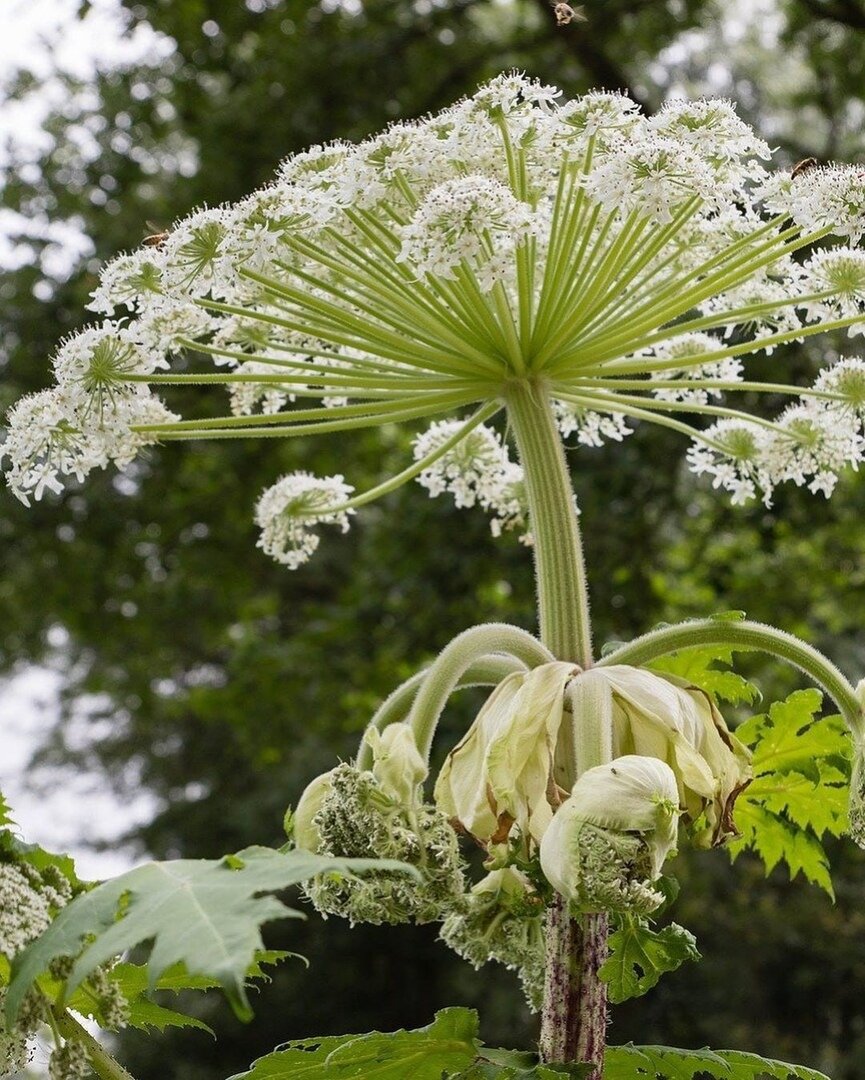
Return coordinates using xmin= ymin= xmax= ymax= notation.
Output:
xmin=6 ymin=74 xmax=865 ymax=548
xmin=290 ymin=724 xmax=465 ymax=925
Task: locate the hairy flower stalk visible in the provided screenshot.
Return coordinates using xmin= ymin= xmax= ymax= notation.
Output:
xmin=8 ymin=72 xmax=865 ymax=1072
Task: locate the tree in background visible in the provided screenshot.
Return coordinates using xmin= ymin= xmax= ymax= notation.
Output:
xmin=3 ymin=1 xmax=865 ymax=1077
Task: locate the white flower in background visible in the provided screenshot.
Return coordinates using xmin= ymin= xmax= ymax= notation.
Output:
xmin=127 ymin=300 xmax=214 ymax=354
xmin=412 ymin=420 xmax=530 ymax=541
xmin=777 ymin=165 xmax=865 ymax=244
xmin=584 ymin=138 xmax=718 ymax=224
xmin=10 ymin=73 xmax=865 ymax=552
xmin=812 ymin=356 xmax=865 ymax=419
xmin=254 ymin=472 xmax=355 ymax=569
xmin=159 ymin=206 xmax=236 ymax=299
xmin=649 ymin=335 xmax=743 ymax=404
xmin=88 ymin=248 xmax=165 ymax=315
xmin=229 ymin=361 xmax=294 ymax=416
xmin=647 ymin=99 xmax=771 ymax=186
xmin=52 ymin=325 xmax=168 ymax=410
xmin=802 ymin=248 xmax=865 ymax=330
xmin=686 ymin=419 xmax=773 ymax=506
xmin=760 ymin=402 xmax=862 ymax=497
xmin=414 ymin=421 xmax=508 ymax=506
xmin=553 ymin=402 xmax=632 ymax=447
xmin=558 ymin=89 xmax=641 ymax=144
xmin=1 ymin=388 xmax=178 ymax=506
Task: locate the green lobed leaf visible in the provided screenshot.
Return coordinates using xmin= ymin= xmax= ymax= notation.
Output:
xmin=604 ymin=1043 xmax=829 ymax=1079
xmin=648 ymin=645 xmax=759 ymax=707
xmin=7 ymin=846 xmax=414 ymax=1024
xmin=64 ymin=952 xmax=295 ymax=1034
xmin=0 ymin=821 xmax=85 ymax=894
xmin=599 ymin=918 xmax=700 ymax=1004
xmin=730 ymin=690 xmax=851 ymax=897
xmin=227 ymin=1006 xmax=480 ymax=1079
xmin=449 ymin=1065 xmax=591 ymax=1078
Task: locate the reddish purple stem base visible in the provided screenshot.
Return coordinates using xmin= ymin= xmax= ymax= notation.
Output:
xmin=539 ymin=896 xmax=609 ymax=1075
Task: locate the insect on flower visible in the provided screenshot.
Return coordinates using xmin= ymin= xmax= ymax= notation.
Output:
xmin=142 ymin=222 xmax=170 ymax=248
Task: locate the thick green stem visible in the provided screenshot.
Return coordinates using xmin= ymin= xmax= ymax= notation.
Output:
xmin=599 ymin=617 xmax=862 ymax=734
xmin=55 ymin=1009 xmax=137 ymax=1080
xmin=506 ymin=381 xmax=592 ymax=667
xmin=404 ymin=623 xmax=554 ymax=762
xmin=506 ymin=380 xmax=606 ymax=1074
xmin=355 ymin=653 xmax=532 ymax=770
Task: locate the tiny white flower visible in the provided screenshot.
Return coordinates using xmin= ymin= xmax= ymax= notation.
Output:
xmin=254 ymin=472 xmax=355 ymax=568
xmin=760 ymin=401 xmax=863 ymax=497
xmin=397 ymin=176 xmax=536 ymax=289
xmin=553 ymin=401 xmax=632 ymax=446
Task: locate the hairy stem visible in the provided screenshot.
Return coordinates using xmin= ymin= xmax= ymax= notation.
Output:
xmin=405 ymin=623 xmax=554 ymax=762
xmin=506 ymin=380 xmax=606 ymax=1074
xmin=55 ymin=1009 xmax=137 ymax=1080
xmin=599 ymin=617 xmax=862 ymax=734
xmin=356 ymin=653 xmax=532 ymax=770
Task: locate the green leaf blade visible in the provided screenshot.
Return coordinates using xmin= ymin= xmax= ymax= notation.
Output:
xmin=599 ymin=920 xmax=700 ymax=1004
xmin=604 ymin=1044 xmax=830 ymax=1079
xmin=7 ymin=846 xmax=413 ymax=1024
xmin=229 ymin=1007 xmax=480 ymax=1079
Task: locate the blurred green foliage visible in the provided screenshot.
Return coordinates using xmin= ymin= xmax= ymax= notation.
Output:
xmin=4 ymin=1 xmax=865 ymax=1077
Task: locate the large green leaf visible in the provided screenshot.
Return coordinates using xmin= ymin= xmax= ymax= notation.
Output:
xmin=648 ymin=643 xmax=759 ymax=707
xmin=730 ymin=690 xmax=850 ymax=896
xmin=599 ymin=919 xmax=700 ymax=1004
xmin=604 ymin=1044 xmax=829 ymax=1079
xmin=63 ymin=953 xmax=291 ymax=1034
xmin=228 ymin=1007 xmax=480 ymax=1079
xmin=7 ymin=846 xmax=413 ymax=1023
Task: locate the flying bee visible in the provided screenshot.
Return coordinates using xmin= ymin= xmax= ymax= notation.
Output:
xmin=791 ymin=157 xmax=819 ymax=179
xmin=142 ymin=221 xmax=170 ymax=248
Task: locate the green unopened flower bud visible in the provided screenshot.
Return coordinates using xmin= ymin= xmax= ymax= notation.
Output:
xmin=434 ymin=661 xmax=577 ymax=846
xmin=303 ymin=763 xmax=465 ymax=925
xmin=49 ymin=1039 xmax=90 ymax=1080
xmin=440 ymin=866 xmax=545 ymax=1012
xmin=569 ymin=666 xmax=752 ymax=846
xmin=0 ymin=988 xmax=29 ymax=1074
xmin=366 ymin=722 xmax=428 ymax=804
xmin=539 ymin=756 xmax=681 ymax=915
xmin=288 ymin=768 xmax=338 ymax=852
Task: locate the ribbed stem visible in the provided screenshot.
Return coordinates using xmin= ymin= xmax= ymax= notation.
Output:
xmin=505 ymin=381 xmax=592 ymax=667
xmin=55 ymin=1010 xmax=137 ymax=1080
xmin=506 ymin=380 xmax=606 ymax=1075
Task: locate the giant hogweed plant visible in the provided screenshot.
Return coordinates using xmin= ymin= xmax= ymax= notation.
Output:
xmin=3 ymin=73 xmax=865 ymax=1079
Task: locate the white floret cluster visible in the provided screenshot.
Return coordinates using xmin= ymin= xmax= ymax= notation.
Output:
xmin=412 ymin=421 xmax=529 ymax=540
xmin=7 ymin=73 xmax=865 ymax=556
xmin=687 ymin=367 xmax=865 ymax=505
xmin=254 ymin=472 xmax=355 ymax=568
xmin=397 ymin=175 xmax=537 ymax=289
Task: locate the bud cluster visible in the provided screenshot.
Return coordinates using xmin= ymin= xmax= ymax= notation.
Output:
xmin=292 ymin=725 xmax=465 ymax=925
